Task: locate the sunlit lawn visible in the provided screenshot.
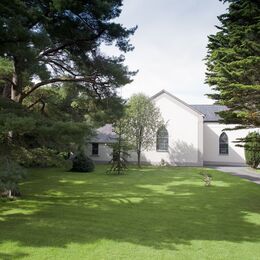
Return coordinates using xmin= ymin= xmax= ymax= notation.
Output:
xmin=0 ymin=165 xmax=260 ymax=259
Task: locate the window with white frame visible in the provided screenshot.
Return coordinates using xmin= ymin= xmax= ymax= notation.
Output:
xmin=156 ymin=126 xmax=169 ymax=151
xmin=219 ymin=132 xmax=228 ymax=155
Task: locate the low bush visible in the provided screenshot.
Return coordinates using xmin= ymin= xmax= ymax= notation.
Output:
xmin=0 ymin=157 xmax=26 ymax=198
xmin=71 ymin=151 xmax=95 ymax=172
xmin=244 ymin=131 xmax=260 ymax=169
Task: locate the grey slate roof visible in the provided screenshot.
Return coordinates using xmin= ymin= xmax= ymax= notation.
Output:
xmin=91 ymin=124 xmax=116 ymax=143
xmin=191 ymin=105 xmax=228 ymax=122
xmin=151 ymin=90 xmax=227 ymax=122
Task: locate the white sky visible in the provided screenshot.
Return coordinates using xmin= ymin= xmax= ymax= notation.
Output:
xmin=104 ymin=0 xmax=228 ymax=104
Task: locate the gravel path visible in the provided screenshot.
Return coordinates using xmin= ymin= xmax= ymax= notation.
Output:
xmin=208 ymin=166 xmax=260 ymax=185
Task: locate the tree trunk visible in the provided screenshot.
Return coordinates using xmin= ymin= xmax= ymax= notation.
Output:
xmin=137 ymin=150 xmax=141 ymax=168
xmin=2 ymin=84 xmax=11 ymax=98
xmin=137 ymin=127 xmax=143 ymax=168
xmin=11 ymin=58 xmax=23 ymax=103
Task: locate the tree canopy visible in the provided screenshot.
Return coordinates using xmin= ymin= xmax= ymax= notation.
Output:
xmin=124 ymin=93 xmax=163 ymax=167
xmin=0 ymin=0 xmax=136 ymax=102
xmin=0 ymin=0 xmax=136 ymax=163
xmin=205 ymin=0 xmax=260 ymax=129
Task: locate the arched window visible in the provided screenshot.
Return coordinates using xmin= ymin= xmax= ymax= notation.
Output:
xmin=219 ymin=132 xmax=228 ymax=155
xmin=156 ymin=126 xmax=168 ymax=151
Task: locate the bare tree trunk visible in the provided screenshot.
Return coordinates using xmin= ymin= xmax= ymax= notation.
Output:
xmin=11 ymin=58 xmax=23 ymax=103
xmin=137 ymin=127 xmax=143 ymax=168
xmin=137 ymin=150 xmax=141 ymax=168
xmin=7 ymin=58 xmax=23 ymax=145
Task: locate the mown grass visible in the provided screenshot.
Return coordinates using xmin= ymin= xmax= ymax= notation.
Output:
xmin=0 ymin=165 xmax=260 ymax=259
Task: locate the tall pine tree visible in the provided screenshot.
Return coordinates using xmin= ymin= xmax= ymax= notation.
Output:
xmin=205 ymin=0 xmax=260 ymax=129
xmin=0 ymin=1 xmax=135 ymax=160
xmin=0 ymin=0 xmax=136 ymax=103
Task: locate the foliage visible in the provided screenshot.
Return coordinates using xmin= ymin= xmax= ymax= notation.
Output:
xmin=13 ymin=147 xmax=71 ymax=169
xmin=244 ymin=131 xmax=260 ymax=168
xmin=107 ymin=120 xmax=131 ymax=175
xmin=205 ymin=0 xmax=260 ymax=129
xmin=199 ymin=172 xmax=212 ymax=187
xmin=0 ymin=0 xmax=135 ymax=167
xmin=159 ymin=159 xmax=169 ymax=167
xmin=71 ymin=150 xmax=95 ymax=173
xmin=124 ymin=93 xmax=163 ymax=167
xmin=0 ymin=157 xmax=26 ymax=198
xmin=23 ymin=83 xmax=126 ymax=126
xmin=0 ymin=96 xmax=92 ymax=161
xmin=0 ymin=0 xmax=136 ymax=103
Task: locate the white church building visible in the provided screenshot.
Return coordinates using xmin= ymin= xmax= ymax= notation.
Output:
xmin=87 ymin=90 xmax=258 ymax=166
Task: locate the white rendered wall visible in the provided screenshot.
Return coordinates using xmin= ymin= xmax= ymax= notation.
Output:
xmin=203 ymin=123 xmax=259 ymax=166
xmin=139 ymin=93 xmax=204 ymax=166
xmin=86 ymin=143 xmax=138 ymax=164
xmin=86 ymin=143 xmax=112 ymax=163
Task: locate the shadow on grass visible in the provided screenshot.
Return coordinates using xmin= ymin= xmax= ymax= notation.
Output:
xmin=0 ymin=252 xmax=29 ymax=260
xmin=0 ymin=166 xmax=260 ymax=251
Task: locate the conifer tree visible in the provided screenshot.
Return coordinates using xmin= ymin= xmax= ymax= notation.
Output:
xmin=0 ymin=0 xmax=136 ymax=103
xmin=205 ymin=0 xmax=260 ymax=129
xmin=0 ymin=1 xmax=135 ymax=160
xmin=107 ymin=119 xmax=130 ymax=175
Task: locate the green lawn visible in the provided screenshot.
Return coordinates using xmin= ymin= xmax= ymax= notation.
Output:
xmin=0 ymin=166 xmax=260 ymax=260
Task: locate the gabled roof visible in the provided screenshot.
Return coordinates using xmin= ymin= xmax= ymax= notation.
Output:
xmin=191 ymin=105 xmax=228 ymax=122
xmin=151 ymin=89 xmax=204 ymax=117
xmin=90 ymin=90 xmax=228 ymax=143
xmin=91 ymin=124 xmax=116 ymax=143
xmin=151 ymin=89 xmax=227 ymax=122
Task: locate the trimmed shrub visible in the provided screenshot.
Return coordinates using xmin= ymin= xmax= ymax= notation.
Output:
xmin=0 ymin=157 xmax=26 ymax=198
xmin=71 ymin=151 xmax=95 ymax=172
xmin=244 ymin=131 xmax=260 ymax=169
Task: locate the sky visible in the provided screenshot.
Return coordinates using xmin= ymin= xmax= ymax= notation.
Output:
xmin=104 ymin=0 xmax=228 ymax=104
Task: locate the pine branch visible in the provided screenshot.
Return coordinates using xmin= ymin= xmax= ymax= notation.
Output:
xmin=22 ymin=76 xmax=95 ymax=100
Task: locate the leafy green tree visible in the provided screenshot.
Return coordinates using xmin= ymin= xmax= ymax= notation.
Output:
xmin=205 ymin=0 xmax=260 ymax=129
xmin=124 ymin=94 xmax=163 ymax=167
xmin=24 ymin=83 xmax=125 ymax=126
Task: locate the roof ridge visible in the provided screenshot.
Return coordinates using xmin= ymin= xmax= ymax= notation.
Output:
xmin=191 ymin=104 xmax=226 ymax=107
xmin=151 ymin=89 xmax=204 ymax=117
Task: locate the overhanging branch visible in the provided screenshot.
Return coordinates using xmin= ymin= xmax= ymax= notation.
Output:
xmin=22 ymin=76 xmax=95 ymax=100
xmin=39 ymin=31 xmax=105 ymax=58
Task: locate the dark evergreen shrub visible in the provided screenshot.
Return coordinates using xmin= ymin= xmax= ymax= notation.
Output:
xmin=0 ymin=157 xmax=26 ymax=198
xmin=14 ymin=147 xmax=69 ymax=168
xmin=71 ymin=151 xmax=95 ymax=172
xmin=244 ymin=131 xmax=260 ymax=169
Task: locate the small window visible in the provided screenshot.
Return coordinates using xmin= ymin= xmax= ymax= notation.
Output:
xmin=219 ymin=132 xmax=228 ymax=155
xmin=92 ymin=143 xmax=99 ymax=155
xmin=156 ymin=126 xmax=169 ymax=151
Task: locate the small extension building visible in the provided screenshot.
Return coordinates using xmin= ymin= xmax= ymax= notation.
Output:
xmin=86 ymin=90 xmax=258 ymax=166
